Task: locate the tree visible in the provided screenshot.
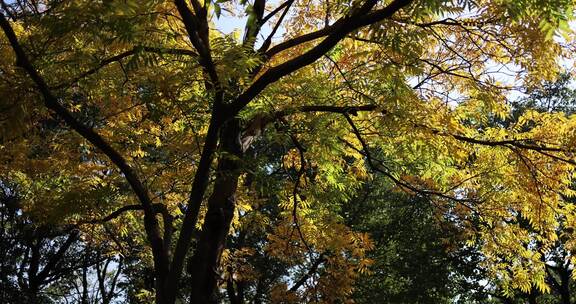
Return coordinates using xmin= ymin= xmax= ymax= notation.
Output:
xmin=0 ymin=180 xmax=125 ymax=304
xmin=479 ymin=73 xmax=576 ymax=304
xmin=345 ymin=180 xmax=491 ymax=304
xmin=1 ymin=0 xmax=576 ymax=303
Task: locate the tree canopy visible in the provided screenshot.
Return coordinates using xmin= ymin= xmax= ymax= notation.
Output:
xmin=2 ymin=0 xmax=576 ymax=303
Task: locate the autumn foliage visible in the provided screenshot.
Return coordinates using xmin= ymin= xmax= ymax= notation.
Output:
xmin=2 ymin=0 xmax=576 ymax=303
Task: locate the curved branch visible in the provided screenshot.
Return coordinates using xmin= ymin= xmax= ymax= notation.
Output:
xmin=0 ymin=13 xmax=169 ymax=280
xmin=264 ymin=0 xmax=413 ymax=58
xmin=259 ymin=0 xmax=295 ymax=53
xmin=51 ymin=47 xmax=197 ymax=90
xmin=450 ymin=133 xmax=572 ymax=153
xmin=280 ymin=104 xmax=380 ymax=116
xmin=289 ymin=254 xmax=326 ymax=292
xmin=341 ymin=114 xmax=479 ymax=205
xmin=262 ymin=0 xmax=292 ymax=24
xmin=230 ymin=0 xmax=413 ymax=116
xmin=36 ymin=230 xmax=79 ymax=284
xmin=412 ymin=122 xmax=576 ymax=161
xmin=85 ymin=204 xmax=144 ymax=224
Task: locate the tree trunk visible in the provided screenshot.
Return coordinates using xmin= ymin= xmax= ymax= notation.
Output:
xmin=527 ymin=291 xmax=538 ymax=304
xmin=188 ymin=118 xmax=243 ymax=303
xmin=559 ymin=266 xmax=571 ymax=304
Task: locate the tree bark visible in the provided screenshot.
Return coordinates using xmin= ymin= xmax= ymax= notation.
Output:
xmin=527 ymin=291 xmax=538 ymax=304
xmin=559 ymin=266 xmax=571 ymax=304
xmin=188 ymin=118 xmax=244 ymax=303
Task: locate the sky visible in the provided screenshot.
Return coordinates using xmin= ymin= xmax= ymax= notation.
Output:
xmin=213 ymin=3 xmax=286 ymax=46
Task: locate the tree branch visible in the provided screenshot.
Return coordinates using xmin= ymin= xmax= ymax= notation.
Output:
xmin=259 ymin=0 xmax=294 ymax=53
xmin=166 ymin=113 xmax=223 ymax=294
xmin=264 ymin=0 xmax=413 ymax=58
xmin=289 ymin=254 xmax=326 ymax=292
xmin=243 ymin=0 xmax=266 ymax=47
xmin=0 ymin=12 xmax=169 ymax=285
xmin=36 ymin=230 xmax=79 ymax=284
xmin=174 ymin=0 xmax=220 ymax=89
xmin=230 ymin=0 xmax=413 ymax=116
xmin=340 ymin=114 xmax=479 ymax=206
xmin=51 ymin=47 xmax=197 ymax=90
xmin=262 ymin=0 xmax=292 ymax=24
xmin=278 ymin=104 xmax=380 ymax=117
xmin=84 ymin=205 xmax=144 ymax=224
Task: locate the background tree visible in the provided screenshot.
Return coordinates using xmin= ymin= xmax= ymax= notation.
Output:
xmin=0 ymin=180 xmax=130 ymax=304
xmin=480 ymin=73 xmax=576 ymax=304
xmin=346 ymin=181 xmax=490 ymax=304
